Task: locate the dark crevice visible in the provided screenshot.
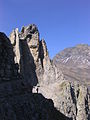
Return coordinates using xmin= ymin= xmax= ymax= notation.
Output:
xmin=85 ymin=89 xmax=90 ymax=120
xmin=39 ymin=41 xmax=44 ymax=68
xmin=19 ymin=39 xmax=38 ymax=88
xmin=70 ymin=84 xmax=78 ymax=116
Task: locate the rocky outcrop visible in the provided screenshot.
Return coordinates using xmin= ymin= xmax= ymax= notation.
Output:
xmin=0 ymin=24 xmax=89 ymax=120
xmin=0 ymin=31 xmax=70 ymax=120
xmin=39 ymin=80 xmax=90 ymax=120
xmin=9 ymin=24 xmax=50 ymax=85
xmin=9 ymin=28 xmax=20 ymax=72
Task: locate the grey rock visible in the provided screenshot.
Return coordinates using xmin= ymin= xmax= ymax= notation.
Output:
xmin=0 ymin=27 xmax=69 ymax=120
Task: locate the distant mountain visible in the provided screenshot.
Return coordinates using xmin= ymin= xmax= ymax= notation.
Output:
xmin=53 ymin=44 xmax=90 ymax=89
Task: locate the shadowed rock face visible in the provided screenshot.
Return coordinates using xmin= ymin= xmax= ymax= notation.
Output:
xmin=0 ymin=32 xmax=18 ymax=80
xmin=0 ymin=24 xmax=89 ymax=120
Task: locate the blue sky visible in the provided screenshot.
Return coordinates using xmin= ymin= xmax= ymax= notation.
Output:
xmin=0 ymin=0 xmax=90 ymax=58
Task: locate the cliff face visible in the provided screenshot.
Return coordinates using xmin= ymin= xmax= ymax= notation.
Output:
xmin=0 ymin=30 xmax=70 ymax=120
xmin=0 ymin=32 xmax=18 ymax=80
xmin=0 ymin=24 xmax=89 ymax=120
xmin=9 ymin=24 xmax=49 ymax=85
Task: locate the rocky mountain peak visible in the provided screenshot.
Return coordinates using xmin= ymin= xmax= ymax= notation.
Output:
xmin=20 ymin=24 xmax=39 ymax=46
xmin=21 ymin=24 xmax=39 ymax=34
xmin=9 ymin=24 xmax=50 ymax=84
xmin=53 ymin=44 xmax=90 ymax=89
xmin=53 ymin=44 xmax=90 ymax=68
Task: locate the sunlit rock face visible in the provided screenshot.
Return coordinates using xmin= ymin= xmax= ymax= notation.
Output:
xmin=0 ymin=24 xmax=89 ymax=120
